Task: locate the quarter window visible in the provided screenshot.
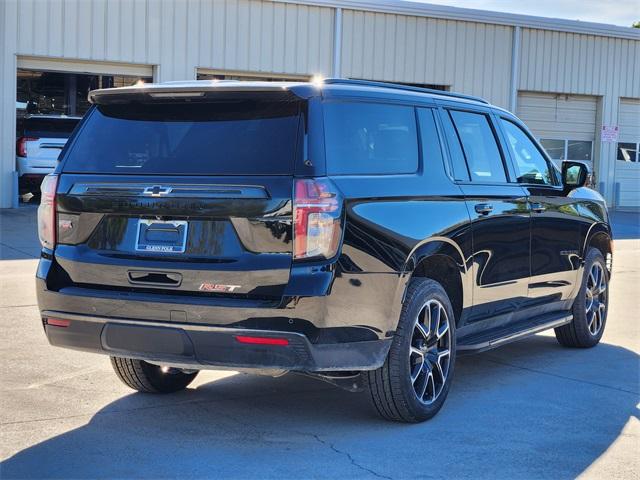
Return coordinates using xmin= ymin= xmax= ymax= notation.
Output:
xmin=500 ymin=119 xmax=556 ymax=186
xmin=449 ymin=110 xmax=506 ymax=182
xmin=324 ymin=102 xmax=419 ymax=175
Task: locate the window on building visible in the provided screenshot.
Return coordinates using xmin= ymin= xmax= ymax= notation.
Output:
xmin=351 ymin=78 xmax=449 ymax=91
xmin=323 ymin=102 xmax=419 ymax=175
xmin=501 ymin=119 xmax=556 ymax=186
xmin=567 ymin=140 xmax=592 ymax=162
xmin=540 ymin=139 xmax=565 ymax=161
xmin=16 ymin=70 xmax=152 ymax=118
xmin=449 ymin=110 xmax=506 ymax=183
xmin=617 ymin=143 xmax=639 ymax=162
xmin=539 ymin=138 xmax=593 ymax=163
xmin=197 ymin=72 xmax=308 ymax=82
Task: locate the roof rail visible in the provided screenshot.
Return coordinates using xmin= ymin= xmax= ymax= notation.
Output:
xmin=322 ymin=78 xmax=490 ymax=104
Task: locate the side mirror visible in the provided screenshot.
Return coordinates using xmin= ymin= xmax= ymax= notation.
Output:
xmin=562 ymin=161 xmax=589 ymax=190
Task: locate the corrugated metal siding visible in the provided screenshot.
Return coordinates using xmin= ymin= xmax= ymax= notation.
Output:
xmin=340 ymin=10 xmax=513 ymax=108
xmin=517 ymin=92 xmax=597 ymax=140
xmin=13 ymin=0 xmax=334 ymax=81
xmin=519 ymin=28 xmax=640 ymax=98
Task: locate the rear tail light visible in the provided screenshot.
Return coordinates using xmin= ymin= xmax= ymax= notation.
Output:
xmin=16 ymin=136 xmax=38 ymax=157
xmin=293 ymin=178 xmax=343 ymax=260
xmin=37 ymin=174 xmax=58 ymax=249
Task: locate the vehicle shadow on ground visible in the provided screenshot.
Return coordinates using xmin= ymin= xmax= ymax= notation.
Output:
xmin=2 ymin=336 xmax=638 ymax=479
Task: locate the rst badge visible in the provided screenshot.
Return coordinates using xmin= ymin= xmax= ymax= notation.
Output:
xmin=199 ymin=283 xmax=242 ymax=293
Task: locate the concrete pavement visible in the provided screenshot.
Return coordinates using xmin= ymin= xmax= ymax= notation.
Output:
xmin=1 ymin=206 xmax=638 ymax=479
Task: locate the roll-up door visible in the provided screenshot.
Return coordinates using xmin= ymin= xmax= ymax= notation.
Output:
xmin=517 ymin=92 xmax=597 ymax=171
xmin=615 ymin=99 xmax=640 ymax=208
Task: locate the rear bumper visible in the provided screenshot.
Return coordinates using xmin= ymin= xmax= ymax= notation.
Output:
xmin=37 ymin=256 xmax=399 ymax=372
xmin=16 ymin=156 xmax=56 ymax=177
xmin=41 ymin=311 xmax=391 ymax=372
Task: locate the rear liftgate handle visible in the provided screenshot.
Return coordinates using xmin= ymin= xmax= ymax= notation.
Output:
xmin=127 ymin=271 xmax=182 ymax=287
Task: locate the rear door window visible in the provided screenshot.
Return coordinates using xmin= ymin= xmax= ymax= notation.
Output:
xmin=22 ymin=117 xmax=80 ymax=138
xmin=62 ymin=99 xmax=303 ymax=175
xmin=448 ymin=110 xmax=507 ymax=183
xmin=324 ymin=102 xmax=419 ymax=175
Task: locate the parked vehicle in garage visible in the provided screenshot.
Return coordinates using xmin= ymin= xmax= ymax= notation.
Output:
xmin=35 ymin=79 xmax=613 ymax=422
xmin=16 ymin=114 xmax=81 ymax=195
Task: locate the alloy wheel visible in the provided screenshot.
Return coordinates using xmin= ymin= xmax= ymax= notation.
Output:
xmin=585 ymin=262 xmax=607 ymax=336
xmin=409 ymin=299 xmax=452 ymax=405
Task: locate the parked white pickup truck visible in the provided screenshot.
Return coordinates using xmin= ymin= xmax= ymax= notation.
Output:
xmin=16 ymin=115 xmax=81 ymax=195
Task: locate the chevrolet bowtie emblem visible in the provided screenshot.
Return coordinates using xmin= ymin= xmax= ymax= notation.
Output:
xmin=143 ymin=185 xmax=172 ymax=197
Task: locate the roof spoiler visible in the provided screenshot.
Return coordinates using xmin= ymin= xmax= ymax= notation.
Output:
xmin=88 ymin=82 xmax=308 ymax=105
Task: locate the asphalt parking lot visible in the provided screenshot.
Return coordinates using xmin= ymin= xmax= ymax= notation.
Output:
xmin=0 ymin=205 xmax=638 ymax=479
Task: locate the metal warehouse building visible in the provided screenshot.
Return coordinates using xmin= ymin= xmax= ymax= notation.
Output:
xmin=1 ymin=0 xmax=639 ymax=209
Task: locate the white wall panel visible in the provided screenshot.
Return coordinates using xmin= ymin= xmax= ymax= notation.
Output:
xmin=340 ymin=10 xmax=513 ymax=108
xmin=519 ymin=28 xmax=640 ymax=98
xmin=11 ymin=0 xmax=334 ymax=82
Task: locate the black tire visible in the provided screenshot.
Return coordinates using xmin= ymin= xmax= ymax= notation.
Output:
xmin=366 ymin=278 xmax=457 ymax=423
xmin=110 ymin=357 xmax=198 ymax=393
xmin=555 ymin=248 xmax=609 ymax=348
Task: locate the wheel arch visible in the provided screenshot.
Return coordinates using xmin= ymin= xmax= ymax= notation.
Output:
xmin=583 ymin=223 xmax=613 ymax=274
xmin=392 ymin=237 xmax=471 ymax=329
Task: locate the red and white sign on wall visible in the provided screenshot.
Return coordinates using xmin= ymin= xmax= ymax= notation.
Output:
xmin=601 ymin=125 xmax=619 ymax=142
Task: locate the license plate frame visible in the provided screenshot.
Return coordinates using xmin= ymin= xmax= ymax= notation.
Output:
xmin=135 ymin=219 xmax=188 ymax=254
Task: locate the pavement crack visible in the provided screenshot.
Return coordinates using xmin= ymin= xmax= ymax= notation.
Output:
xmin=485 ymin=356 xmax=639 ymax=396
xmin=310 ymin=433 xmax=393 ymax=479
xmin=0 ymin=242 xmax=38 ymax=259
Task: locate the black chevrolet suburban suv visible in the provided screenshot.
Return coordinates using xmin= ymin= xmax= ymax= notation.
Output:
xmin=36 ymin=79 xmax=612 ymax=422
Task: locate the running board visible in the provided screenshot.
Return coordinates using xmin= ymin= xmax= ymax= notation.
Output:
xmin=457 ymin=313 xmax=573 ymax=354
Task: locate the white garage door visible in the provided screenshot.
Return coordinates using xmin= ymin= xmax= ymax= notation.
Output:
xmin=615 ymin=99 xmax=640 ymax=208
xmin=516 ymin=92 xmax=597 ymax=170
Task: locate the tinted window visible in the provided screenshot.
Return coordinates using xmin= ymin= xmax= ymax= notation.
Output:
xmin=62 ymin=99 xmax=302 ymax=175
xmin=21 ymin=116 xmax=80 ymax=138
xmin=500 ymin=119 xmax=557 ymax=186
xmin=449 ymin=110 xmax=506 ymax=183
xmin=324 ymin=102 xmax=418 ymax=175
xmin=417 ymin=108 xmax=445 ymax=172
xmin=438 ymin=110 xmax=469 ymax=181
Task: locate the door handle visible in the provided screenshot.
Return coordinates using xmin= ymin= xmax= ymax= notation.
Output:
xmin=530 ymin=202 xmax=546 ymax=213
xmin=474 ymin=203 xmax=493 ymax=215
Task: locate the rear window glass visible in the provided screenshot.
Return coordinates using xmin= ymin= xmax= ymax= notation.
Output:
xmin=62 ymin=99 xmax=302 ymax=175
xmin=20 ymin=117 xmax=80 ymax=138
xmin=324 ymin=102 xmax=419 ymax=175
